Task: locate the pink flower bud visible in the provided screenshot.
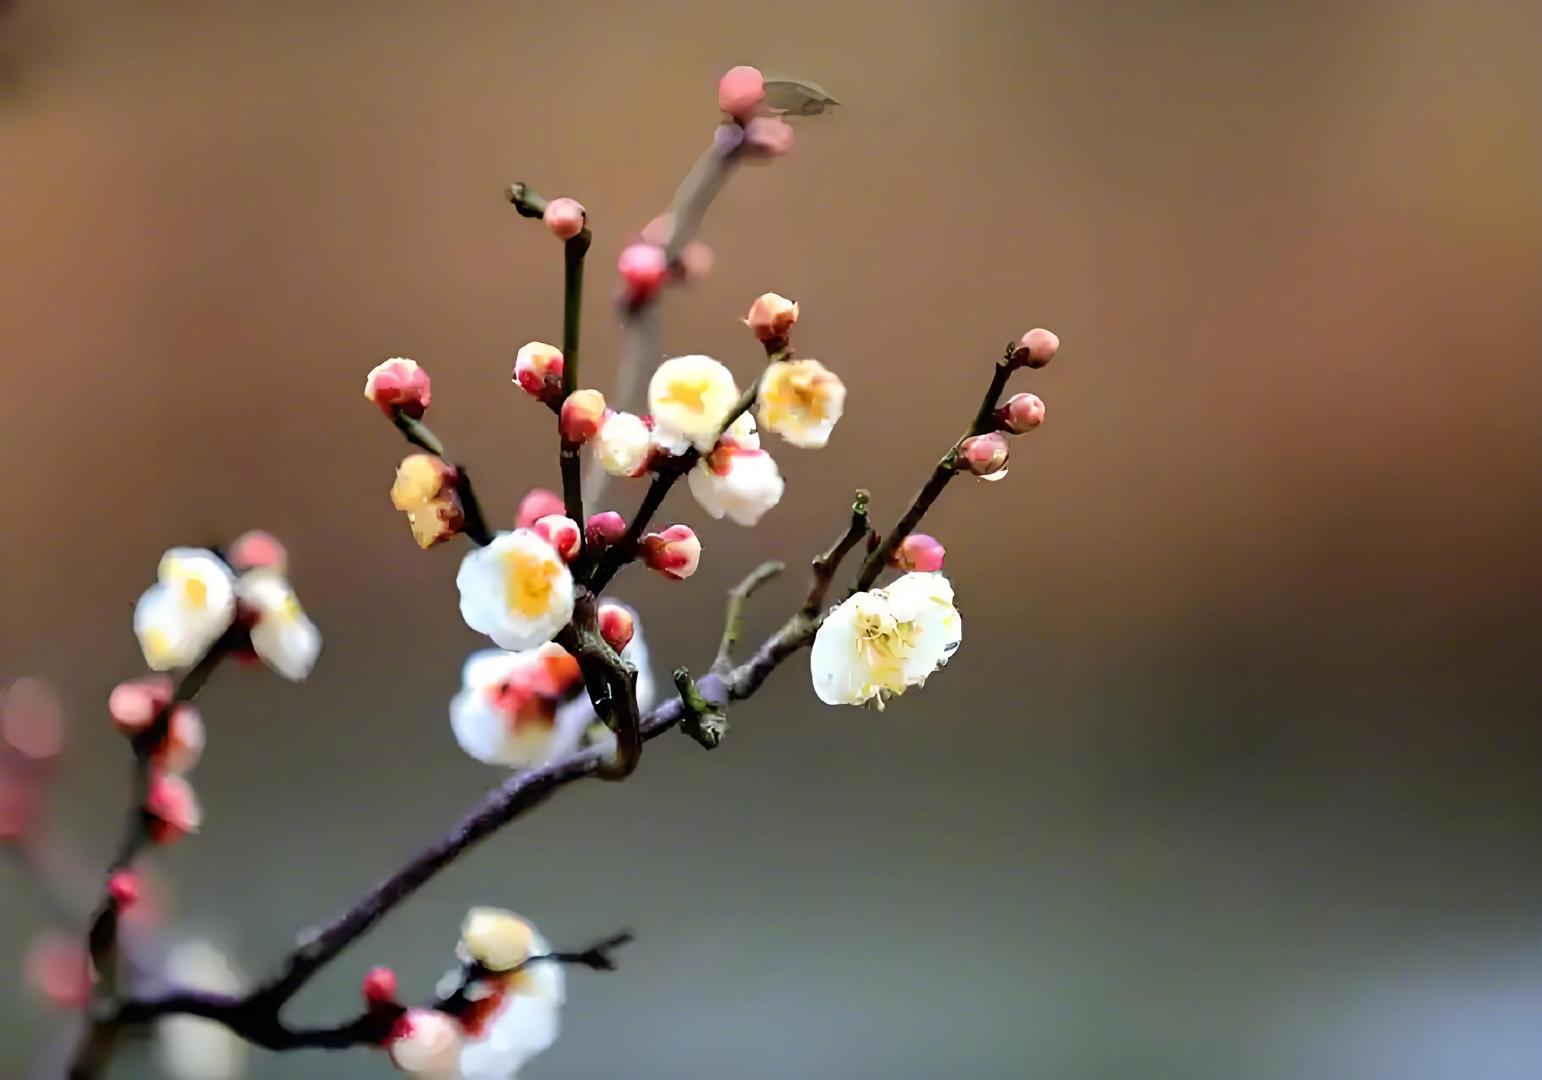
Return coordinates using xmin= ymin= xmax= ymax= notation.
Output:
xmin=597 ymin=603 xmax=635 ymax=653
xmin=959 ymin=432 xmax=1011 ymax=479
xmin=543 ymin=197 xmax=586 ymax=241
xmin=388 ymin=1009 xmax=463 ymax=1072
xmin=226 ymin=529 xmax=288 ymax=573
xmin=641 ymin=213 xmax=674 ymax=247
xmin=718 ymin=65 xmax=766 ymax=120
xmin=532 ymin=515 xmax=581 ymax=561
xmin=516 ymin=488 xmax=566 ymax=530
xmin=618 ymin=243 xmax=668 ymax=304
xmin=24 ymin=931 xmax=91 ymax=1010
xmin=1011 ymin=328 xmax=1059 ymax=369
xmin=109 ymin=676 xmax=174 ymax=736
xmin=744 ymin=292 xmax=799 ymax=345
xmin=364 ymin=357 xmax=432 ymax=418
xmin=559 ymin=388 xmax=607 ymax=444
xmin=996 ymin=392 xmax=1046 ymax=434
xmin=145 ymin=771 xmax=201 ymax=843
xmin=678 ymin=240 xmax=714 ymax=283
xmin=513 ymin=342 xmax=565 ymax=402
xmin=2 ymin=677 xmax=65 ymax=761
xmin=585 ymin=511 xmax=627 ymax=550
xmin=108 ymin=870 xmax=141 ymax=909
xmin=891 ymin=533 xmax=946 ymax=573
xmin=744 ymin=116 xmax=795 ymax=158
xmin=362 ymin=966 xmax=399 ymax=1007
xmin=641 ymin=524 xmax=701 ymax=580
xmin=151 ymin=704 xmax=205 ymax=774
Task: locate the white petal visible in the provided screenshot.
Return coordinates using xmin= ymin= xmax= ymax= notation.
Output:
xmin=810 ymin=599 xmax=874 ymax=706
xmin=457 ymin=532 xmax=576 ymax=651
xmin=885 ymin=572 xmax=962 ymax=686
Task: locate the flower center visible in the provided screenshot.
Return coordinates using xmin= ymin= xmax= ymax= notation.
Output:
xmin=180 ymin=576 xmax=209 ymax=609
xmin=502 ymin=546 xmax=559 ymax=618
xmin=661 ymin=376 xmax=710 ymax=414
xmin=854 ymin=606 xmax=919 ymax=691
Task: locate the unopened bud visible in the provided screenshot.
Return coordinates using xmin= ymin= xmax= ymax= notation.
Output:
xmin=543 ymin=197 xmax=586 ymax=241
xmin=2 ymin=677 xmax=65 ymax=761
xmin=597 ymin=603 xmax=635 ymax=653
xmin=24 ymin=932 xmax=91 ymax=1010
xmin=559 ymin=388 xmax=606 ymax=444
xmin=996 ymin=392 xmax=1046 ymax=434
xmin=516 ymin=488 xmax=566 ymax=529
xmin=145 ymin=772 xmax=201 ymax=843
xmin=744 ymin=116 xmax=795 ymax=158
xmin=226 ymin=529 xmax=287 ymax=573
xmin=108 ymin=870 xmax=141 ymax=909
xmin=108 ymin=676 xmax=174 ymax=736
xmin=618 ymin=243 xmax=668 ymax=304
xmin=152 ymin=704 xmax=205 ymax=774
xmin=513 ymin=342 xmax=564 ymax=402
xmin=585 ymin=511 xmax=627 ymax=550
xmin=744 ymin=292 xmax=799 ymax=346
xmin=718 ymin=65 xmax=766 ymax=120
xmin=891 ymin=533 xmax=946 ymax=573
xmin=641 ymin=524 xmax=701 ymax=580
xmin=1010 ymin=328 xmax=1059 ymax=369
xmin=388 ymin=1009 xmax=463 ymax=1073
xmin=460 ymin=907 xmax=533 ymax=972
xmin=362 ymin=966 xmax=399 ymax=1007
xmin=364 ymin=357 xmax=432 ymax=418
xmin=959 ymin=432 xmax=1011 ymax=480
xmin=678 ymin=240 xmax=714 ymax=283
xmin=532 ymin=515 xmax=581 ymax=561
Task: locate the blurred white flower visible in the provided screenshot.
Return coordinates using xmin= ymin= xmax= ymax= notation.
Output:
xmin=156 ymin=941 xmax=247 ymax=1080
xmin=455 ymin=912 xmax=565 ymax=1080
xmin=388 ymin=1008 xmax=464 ymax=1077
xmin=458 ymin=531 xmax=575 ymax=651
xmin=758 ymin=358 xmax=845 ymax=449
xmin=594 ymin=410 xmax=652 ymax=477
xmin=236 ymin=569 xmax=322 ymax=681
xmin=810 ymin=572 xmax=962 ymax=708
xmin=648 ymin=354 xmax=740 ymax=454
xmin=134 ymin=549 xmax=237 ymax=670
xmin=449 ymin=644 xmax=583 ymax=767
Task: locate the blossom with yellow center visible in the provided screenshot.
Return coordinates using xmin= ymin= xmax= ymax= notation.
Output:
xmin=236 ymin=568 xmax=322 ymax=681
xmin=757 ymin=358 xmax=846 ymax=449
xmin=451 ymin=909 xmax=565 ymax=1078
xmin=133 ymin=549 xmax=238 ymax=671
xmin=391 ymin=454 xmax=465 ymax=549
xmin=457 ymin=530 xmax=575 ymax=652
xmin=647 ymin=354 xmax=741 ymax=453
xmin=810 ymin=572 xmax=962 ymax=708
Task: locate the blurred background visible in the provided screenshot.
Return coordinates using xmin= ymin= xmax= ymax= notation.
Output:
xmin=3 ymin=1 xmax=1541 ymax=1077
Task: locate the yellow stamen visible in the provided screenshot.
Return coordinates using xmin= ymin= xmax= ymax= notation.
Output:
xmin=502 ymin=546 xmax=559 ymax=618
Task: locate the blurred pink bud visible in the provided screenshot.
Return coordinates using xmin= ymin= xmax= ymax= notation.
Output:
xmin=543 ymin=197 xmax=586 ymax=241
xmin=597 ymin=604 xmax=635 ymax=653
xmin=108 ymin=870 xmax=141 ymax=909
xmin=744 ymin=292 xmax=799 ymax=345
xmin=513 ymin=342 xmax=565 ymax=402
xmin=226 ymin=529 xmax=288 ymax=573
xmin=1 ymin=779 xmax=38 ymax=840
xmin=364 ymin=358 xmax=432 ymax=418
xmin=151 ymin=704 xmax=205 ymax=774
xmin=959 ymin=432 xmax=1011 ymax=479
xmin=891 ymin=534 xmax=946 ymax=573
xmin=585 ymin=511 xmax=628 ymax=550
xmin=109 ymin=676 xmax=174 ymax=736
xmin=516 ymin=488 xmax=566 ymax=530
xmin=362 ymin=966 xmax=399 ymax=1006
xmin=678 ymin=241 xmax=714 ymax=283
xmin=24 ymin=931 xmax=91 ymax=1010
xmin=641 ymin=524 xmax=701 ymax=580
xmin=996 ymin=392 xmax=1046 ymax=434
xmin=718 ymin=65 xmax=766 ymax=120
xmin=559 ymin=389 xmax=607 ymax=444
xmin=641 ymin=213 xmax=674 ymax=247
xmin=532 ymin=515 xmax=581 ymax=561
xmin=744 ymin=116 xmax=795 ymax=158
xmin=618 ymin=243 xmax=668 ymax=303
xmin=1010 ymin=328 xmax=1059 ymax=369
xmin=2 ymin=677 xmax=65 ymax=761
xmin=145 ymin=772 xmax=201 ymax=843
xmin=388 ymin=1009 xmax=463 ymax=1073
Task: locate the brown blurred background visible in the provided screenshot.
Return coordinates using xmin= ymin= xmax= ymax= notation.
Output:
xmin=3 ymin=1 xmax=1541 ymax=1077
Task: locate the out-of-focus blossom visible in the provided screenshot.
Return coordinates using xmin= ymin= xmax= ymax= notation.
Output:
xmin=108 ymin=869 xmax=141 ymax=909
xmin=134 ymin=549 xmax=238 ymax=671
xmin=109 ymin=676 xmax=174 ymax=735
xmin=2 ymin=677 xmax=64 ymax=760
xmin=513 ymin=342 xmax=565 ymax=403
xmin=677 ymin=240 xmax=714 ymax=283
xmin=1010 ymin=327 xmax=1059 ymax=369
xmin=156 ymin=942 xmax=247 ymax=1080
xmin=558 ymin=389 xmax=606 ymax=444
xmin=618 ymin=243 xmax=668 ymax=304
xmin=225 ymin=530 xmax=287 ymax=574
xmin=648 ymin=355 xmax=740 ymax=454
xmin=388 ymin=1009 xmax=464 ymax=1077
xmin=810 ymin=572 xmax=962 ymax=709
xmin=758 ymin=358 xmax=845 ymax=448
xmin=365 ymin=358 xmax=433 ymax=419
xmin=516 ymin=488 xmax=566 ymax=530
xmin=959 ymin=432 xmax=1011 ymax=481
xmin=595 ymin=411 xmax=653 ymax=477
xmin=146 ymin=771 xmax=201 ymax=843
xmin=237 ymin=569 xmax=322 ymax=681
xmin=597 ymin=603 xmax=635 ymax=653
xmin=891 ymin=533 xmax=946 ymax=574
xmin=150 ymin=704 xmax=205 ymax=774
xmin=454 ymin=912 xmax=565 ymax=1080
xmin=460 ymin=907 xmax=534 ymax=973
xmin=449 ymin=644 xmax=584 ymax=768
xmin=531 ymin=515 xmax=581 ymax=562
xmin=688 ymin=414 xmax=784 ymax=526
xmin=457 ymin=531 xmax=576 ymax=652
xmin=584 ymin=511 xmax=627 ymax=551
xmin=718 ymin=65 xmax=766 ymax=119
xmin=744 ymin=292 xmax=798 ymax=346
xmin=996 ymin=392 xmax=1046 ymax=434
xmin=543 ymin=197 xmax=586 ymax=241
xmin=363 ymin=966 xmax=400 ymax=1007
xmin=24 ymin=930 xmax=91 ymax=1009
xmin=391 ymin=454 xmax=465 ymax=549
xmin=744 ymin=116 xmax=795 ymax=158
xmin=641 ymin=524 xmax=701 ymax=580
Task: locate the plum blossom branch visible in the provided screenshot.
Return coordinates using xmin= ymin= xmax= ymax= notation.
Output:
xmin=390 ymin=409 xmax=494 ymax=548
xmin=803 ymin=489 xmax=873 ymax=617
xmin=714 ymin=560 xmax=785 ymax=674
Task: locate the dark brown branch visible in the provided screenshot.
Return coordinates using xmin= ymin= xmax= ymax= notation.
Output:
xmin=802 ymin=490 xmax=872 ymax=617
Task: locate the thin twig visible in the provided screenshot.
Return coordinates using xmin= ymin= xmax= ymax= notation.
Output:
xmin=714 ymin=560 xmax=785 ymax=674
xmin=802 ymin=490 xmax=872 ymax=617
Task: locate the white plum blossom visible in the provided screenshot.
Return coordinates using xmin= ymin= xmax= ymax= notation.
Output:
xmin=757 ymin=358 xmax=845 ymax=449
xmin=155 ymin=941 xmax=247 ymax=1080
xmin=133 ymin=549 xmax=238 ymax=670
xmin=594 ymin=411 xmax=652 ymax=477
xmin=236 ymin=569 xmax=322 ymax=681
xmin=647 ymin=354 xmax=740 ymax=454
xmin=687 ymin=414 xmax=785 ymax=526
xmin=810 ymin=572 xmax=962 ymax=709
xmin=388 ymin=1009 xmax=464 ymax=1077
xmin=458 ymin=531 xmax=576 ymax=652
xmin=453 ymin=911 xmax=565 ymax=1080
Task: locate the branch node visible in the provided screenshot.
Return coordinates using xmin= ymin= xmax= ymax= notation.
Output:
xmin=674 ymin=668 xmax=728 ymax=749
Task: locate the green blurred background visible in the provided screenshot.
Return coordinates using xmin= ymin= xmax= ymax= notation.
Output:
xmin=3 ymin=1 xmax=1541 ymax=1077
